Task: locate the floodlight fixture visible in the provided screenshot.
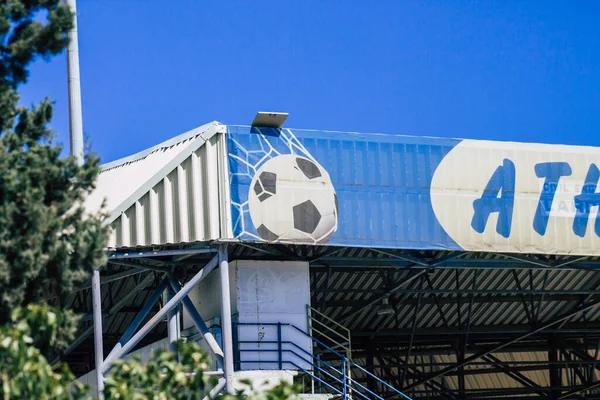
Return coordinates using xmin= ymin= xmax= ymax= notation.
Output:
xmin=377 ymin=297 xmax=395 ymax=316
xmin=251 ymin=112 xmax=289 ymax=129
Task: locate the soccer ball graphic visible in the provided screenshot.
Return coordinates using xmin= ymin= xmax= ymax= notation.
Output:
xmin=248 ymin=155 xmax=338 ymax=244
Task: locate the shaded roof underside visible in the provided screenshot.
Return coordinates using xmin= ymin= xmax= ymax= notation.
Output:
xmin=61 ymin=244 xmax=600 ymax=399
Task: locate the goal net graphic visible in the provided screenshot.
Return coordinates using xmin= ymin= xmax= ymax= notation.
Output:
xmin=227 ymin=126 xmax=321 ymax=242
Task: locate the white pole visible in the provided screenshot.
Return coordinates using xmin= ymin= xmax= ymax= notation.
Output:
xmin=91 ymin=269 xmax=105 ymax=399
xmin=166 ymin=287 xmax=181 ymax=357
xmin=65 ymin=3 xmax=97 ymax=395
xmin=66 ymin=0 xmax=84 ymax=165
xmin=219 ymin=245 xmax=235 ymax=394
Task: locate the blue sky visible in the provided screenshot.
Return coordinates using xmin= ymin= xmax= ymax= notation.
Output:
xmin=20 ymin=0 xmax=600 ymax=163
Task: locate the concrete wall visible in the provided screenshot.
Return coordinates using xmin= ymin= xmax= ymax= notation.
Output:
xmin=234 ymin=260 xmax=312 ymax=370
xmin=183 ymin=263 xmax=236 ymax=329
xmin=182 ymin=259 xmax=312 ymax=370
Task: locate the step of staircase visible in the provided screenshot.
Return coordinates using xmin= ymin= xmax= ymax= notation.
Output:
xmin=295 ymin=394 xmax=336 ymax=400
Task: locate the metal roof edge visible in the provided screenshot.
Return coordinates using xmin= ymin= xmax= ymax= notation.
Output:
xmin=102 ymin=121 xmax=226 ymax=227
xmin=226 ymin=124 xmax=463 ymax=142
xmin=101 ymin=121 xmax=222 ymax=171
xmin=227 ymin=124 xmax=600 ymax=149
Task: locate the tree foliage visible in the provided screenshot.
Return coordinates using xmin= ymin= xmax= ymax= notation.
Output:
xmin=104 ymin=342 xmax=217 ymax=400
xmin=0 ymin=0 xmax=108 ymax=351
xmin=1 ymin=305 xmax=299 ymax=400
xmin=105 ymin=341 xmax=300 ymax=400
xmin=0 ymin=304 xmax=88 ymax=400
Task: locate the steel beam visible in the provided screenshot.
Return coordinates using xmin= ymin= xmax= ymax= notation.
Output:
xmin=339 ymin=271 xmax=427 ymax=324
xmin=319 ymin=266 xmax=332 ymax=309
xmin=309 ymin=256 xmax=600 ymax=270
xmin=317 ymin=288 xmax=600 ymax=295
xmin=108 ymin=247 xmax=216 ymax=260
xmin=169 ymin=280 xmax=224 ymax=365
xmin=369 ymin=248 xmax=431 ymax=267
xmin=108 ymin=260 xmax=172 ymax=274
xmin=219 ymin=245 xmax=235 ymax=394
xmin=555 ymin=256 xmax=589 ymax=268
xmin=58 ymin=273 xmax=157 ymax=365
xmin=101 ymin=254 xmax=219 ymax=373
xmin=309 ymin=247 xmax=346 ymax=263
xmin=481 ymin=354 xmax=546 ymax=396
xmin=401 ymin=277 xmax=423 ymax=388
xmin=557 ymin=378 xmax=600 ymax=399
xmin=353 ymin=320 xmax=600 ymax=337
xmin=457 ymin=338 xmax=465 ymax=399
xmin=500 ymin=253 xmax=554 ymax=268
xmin=366 ymin=343 xmax=376 ymax=393
xmin=405 ymin=296 xmax=600 ymax=391
xmin=425 ymin=274 xmax=450 ymax=328
xmin=43 ymin=267 xmax=147 ymax=301
xmin=512 ymin=270 xmax=533 ymax=324
xmin=322 ymin=293 xmax=587 ymax=308
xmin=81 ymin=273 xmax=156 ymax=323
xmin=203 ymin=379 xmax=227 ymax=400
xmin=535 ymin=271 xmax=550 ymax=324
xmin=104 ymin=279 xmax=169 ymax=365
xmin=382 ymin=353 xmax=458 ymax=399
xmin=57 ymin=326 xmax=93 ymax=363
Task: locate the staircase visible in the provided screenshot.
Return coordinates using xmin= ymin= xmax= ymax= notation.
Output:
xmin=232 ymin=307 xmax=412 ymax=400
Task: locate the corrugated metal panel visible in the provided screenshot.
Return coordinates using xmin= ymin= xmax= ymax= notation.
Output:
xmin=86 ymin=121 xmax=230 ymax=248
xmin=228 ymin=126 xmax=459 ymax=250
xmin=309 ymin=262 xmax=600 ymax=331
xmin=228 ymin=126 xmax=600 ymax=256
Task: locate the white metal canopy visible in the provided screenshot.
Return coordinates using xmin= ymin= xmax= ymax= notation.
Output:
xmin=85 ymin=121 xmax=232 ymax=249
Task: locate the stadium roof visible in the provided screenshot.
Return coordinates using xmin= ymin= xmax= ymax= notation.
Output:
xmin=85 ymin=121 xmax=230 ymax=248
xmin=76 ymin=122 xmax=600 ymax=398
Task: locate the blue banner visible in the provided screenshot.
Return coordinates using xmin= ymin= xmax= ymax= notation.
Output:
xmin=227 ymin=126 xmax=600 ymax=256
xmin=227 ymin=126 xmax=460 ymax=250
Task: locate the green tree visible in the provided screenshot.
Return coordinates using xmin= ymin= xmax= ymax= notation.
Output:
xmin=0 ymin=305 xmax=88 ymax=400
xmin=1 ymin=305 xmax=299 ymax=400
xmin=104 ymin=341 xmax=300 ymax=400
xmin=0 ymin=0 xmax=108 ymax=355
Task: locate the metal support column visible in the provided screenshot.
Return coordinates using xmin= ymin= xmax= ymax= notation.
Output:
xmin=549 ymin=336 xmax=562 ymax=399
xmin=219 ymin=245 xmax=235 ymax=394
xmin=91 ymin=268 xmax=104 ymax=399
xmin=457 ymin=338 xmax=466 ymax=399
xmin=104 ymin=279 xmax=168 ymax=365
xmin=167 ymin=287 xmax=180 ymax=356
xmin=366 ymin=342 xmax=376 ymax=393
xmin=102 ymin=255 xmax=219 ymax=373
xmin=169 ymin=280 xmax=224 ymax=365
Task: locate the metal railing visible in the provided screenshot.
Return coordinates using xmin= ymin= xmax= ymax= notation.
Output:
xmin=307 ymin=305 xmax=353 ymax=396
xmin=307 ymin=305 xmax=352 ymax=358
xmin=233 ymin=322 xmax=412 ymax=400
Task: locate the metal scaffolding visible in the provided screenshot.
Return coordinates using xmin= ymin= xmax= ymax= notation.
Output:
xmin=86 ymin=247 xmax=234 ymax=398
xmin=62 ymin=243 xmax=600 ymax=399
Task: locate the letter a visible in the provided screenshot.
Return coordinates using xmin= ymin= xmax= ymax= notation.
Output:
xmin=573 ymin=164 xmax=600 ymax=237
xmin=471 ymin=159 xmax=516 ymax=238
